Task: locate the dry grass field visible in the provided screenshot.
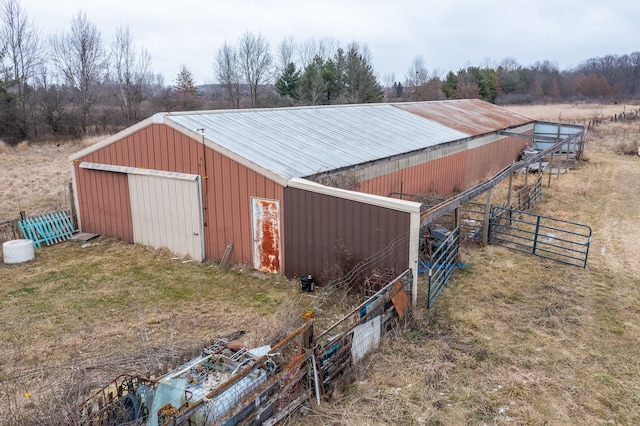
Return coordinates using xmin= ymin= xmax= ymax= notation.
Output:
xmin=0 ymin=102 xmax=639 ymax=425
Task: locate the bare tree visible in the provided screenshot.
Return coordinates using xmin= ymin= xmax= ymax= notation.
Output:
xmin=297 ymin=37 xmax=338 ymax=68
xmin=50 ymin=10 xmax=107 ymax=134
xmin=0 ymin=0 xmax=43 ymax=137
xmin=276 ymin=35 xmax=296 ymax=73
xmin=111 ymin=26 xmax=152 ymax=125
xmin=405 ymin=55 xmax=429 ymax=101
xmin=32 ymin=63 xmax=69 ymax=135
xmin=214 ymin=41 xmax=241 ymax=108
xmin=238 ymin=31 xmax=273 ymax=108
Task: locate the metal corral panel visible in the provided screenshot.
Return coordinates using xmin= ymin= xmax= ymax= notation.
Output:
xmin=533 ymin=122 xmax=585 ymax=151
xmin=393 ymin=99 xmax=533 ymax=136
xmin=163 ymin=104 xmax=469 ymax=179
xmin=283 ymin=186 xmax=411 ymax=283
xmin=129 ymin=174 xmax=204 ymax=261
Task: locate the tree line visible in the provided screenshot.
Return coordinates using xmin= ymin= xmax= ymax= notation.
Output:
xmin=1 ymin=0 xmax=640 ymax=145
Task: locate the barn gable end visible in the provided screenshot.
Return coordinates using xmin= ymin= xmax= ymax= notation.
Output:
xmin=72 ymin=123 xmax=285 ymax=265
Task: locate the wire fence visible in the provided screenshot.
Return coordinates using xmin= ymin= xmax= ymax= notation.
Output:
xmin=78 ymin=270 xmax=414 ymax=425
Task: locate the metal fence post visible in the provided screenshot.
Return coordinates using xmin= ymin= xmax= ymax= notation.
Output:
xmin=482 ymin=187 xmax=493 ymax=246
xmin=532 ymin=215 xmax=541 ymax=255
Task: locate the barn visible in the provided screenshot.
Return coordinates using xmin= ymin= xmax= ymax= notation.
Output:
xmin=69 ymin=99 xmax=534 ymax=290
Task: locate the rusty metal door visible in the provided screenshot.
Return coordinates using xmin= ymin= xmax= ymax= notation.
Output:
xmin=251 ymin=197 xmax=281 ymax=273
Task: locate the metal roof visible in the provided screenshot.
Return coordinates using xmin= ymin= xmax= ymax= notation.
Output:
xmin=164 ymin=100 xmax=529 ymax=180
xmin=393 ymin=99 xmax=533 ymax=136
xmin=71 ymin=100 xmax=535 ymax=181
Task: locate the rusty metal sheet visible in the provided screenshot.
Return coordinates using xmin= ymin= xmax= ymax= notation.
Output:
xmin=390 ymin=280 xmax=410 ymax=319
xmin=252 ymin=198 xmax=281 ymax=273
xmin=393 ymin=99 xmax=534 ymax=136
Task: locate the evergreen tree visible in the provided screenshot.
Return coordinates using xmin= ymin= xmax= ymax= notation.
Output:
xmin=172 ymin=64 xmax=199 ymax=110
xmin=0 ymin=78 xmax=24 ymax=144
xmin=300 ymin=56 xmax=327 ymax=105
xmin=394 ymin=82 xmax=403 ymax=98
xmin=321 ymin=55 xmax=343 ymax=103
xmin=442 ymin=71 xmax=458 ymax=98
xmin=275 ymin=62 xmax=301 ymax=100
xmin=341 ymin=43 xmax=383 ymax=103
xmin=174 ymin=64 xmax=198 ymax=95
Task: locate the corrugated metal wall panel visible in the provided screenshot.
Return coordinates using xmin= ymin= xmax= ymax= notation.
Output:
xmin=283 ymin=187 xmax=410 ymax=283
xmin=74 ymin=168 xmax=133 ymax=242
xmin=74 ymin=124 xmax=285 ymax=266
xmin=129 ymin=174 xmax=203 ymax=260
xmin=358 ymin=150 xmax=469 ymax=198
xmin=465 ymin=135 xmax=527 ymax=184
xmin=355 ymin=133 xmax=530 ymax=199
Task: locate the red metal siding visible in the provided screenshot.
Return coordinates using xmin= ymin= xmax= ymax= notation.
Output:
xmin=465 ymin=135 xmax=528 ymax=184
xmin=358 ymin=134 xmax=529 ymax=198
xmin=358 ymin=150 xmax=468 ymax=197
xmin=74 ymin=124 xmax=284 ymax=265
xmin=74 ymin=167 xmax=133 ymax=242
xmin=283 ymin=187 xmax=410 ymax=284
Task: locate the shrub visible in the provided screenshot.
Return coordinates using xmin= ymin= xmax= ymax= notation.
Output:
xmin=614 ymin=141 xmax=639 ymax=156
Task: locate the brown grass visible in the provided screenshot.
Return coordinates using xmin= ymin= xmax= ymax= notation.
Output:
xmin=0 ymin=140 xmax=87 ymax=221
xmin=506 ymin=102 xmax=640 ymax=123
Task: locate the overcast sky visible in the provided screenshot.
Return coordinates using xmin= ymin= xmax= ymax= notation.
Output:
xmin=17 ymin=0 xmax=640 ymax=86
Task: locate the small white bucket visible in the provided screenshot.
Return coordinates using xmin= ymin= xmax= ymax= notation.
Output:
xmin=3 ymin=239 xmax=35 ymax=264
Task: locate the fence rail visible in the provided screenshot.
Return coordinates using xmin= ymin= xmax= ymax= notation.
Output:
xmin=314 ymin=269 xmax=413 ymax=398
xmin=489 ymin=207 xmax=592 ymax=268
xmin=423 ymin=227 xmax=460 ymax=309
xmin=0 ymin=218 xmax=20 ymax=245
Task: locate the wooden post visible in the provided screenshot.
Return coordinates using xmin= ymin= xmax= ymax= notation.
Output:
xmin=548 ymin=152 xmax=554 ymax=188
xmin=538 ymin=156 xmax=543 ymax=178
xmin=482 ymin=187 xmax=493 ymax=246
xmin=556 ymin=123 xmax=562 ymax=180
xmin=524 ymin=163 xmax=529 ymax=186
xmin=68 ymin=182 xmax=78 ymax=230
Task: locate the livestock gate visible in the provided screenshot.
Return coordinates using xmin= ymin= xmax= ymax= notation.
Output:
xmin=489 ymin=206 xmax=592 ymax=268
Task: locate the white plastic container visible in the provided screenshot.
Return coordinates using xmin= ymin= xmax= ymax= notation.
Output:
xmin=3 ymin=239 xmax=35 ymax=264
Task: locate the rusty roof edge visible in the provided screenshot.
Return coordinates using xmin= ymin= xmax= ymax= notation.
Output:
xmin=287 ymin=178 xmax=421 ymax=213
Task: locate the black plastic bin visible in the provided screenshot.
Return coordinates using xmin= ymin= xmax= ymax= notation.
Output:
xmin=300 ymin=275 xmax=314 ymax=292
